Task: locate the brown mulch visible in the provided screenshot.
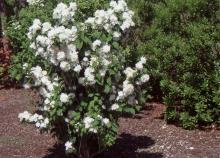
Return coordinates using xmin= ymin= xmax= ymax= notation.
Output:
xmin=0 ymin=88 xmax=220 ymax=158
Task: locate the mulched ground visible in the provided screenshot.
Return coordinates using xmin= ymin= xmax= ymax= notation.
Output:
xmin=0 ymin=88 xmax=220 ymax=158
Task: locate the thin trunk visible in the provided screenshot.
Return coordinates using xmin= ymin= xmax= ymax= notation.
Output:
xmin=0 ymin=0 xmax=5 ymax=37
xmin=79 ymin=136 xmax=90 ymax=158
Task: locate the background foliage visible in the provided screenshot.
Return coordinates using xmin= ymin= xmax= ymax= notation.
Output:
xmin=127 ymin=0 xmax=220 ymax=129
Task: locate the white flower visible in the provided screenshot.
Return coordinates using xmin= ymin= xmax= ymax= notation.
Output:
xmin=31 ymin=66 xmax=43 ymax=78
xmin=47 ymin=83 xmax=54 ymax=92
xmin=117 ymin=91 xmax=124 ymax=100
xmin=42 ymin=22 xmax=52 ymax=33
xmin=111 ymin=103 xmax=119 ymax=110
xmin=84 ymin=67 xmax=95 ymax=84
xmin=60 ymin=61 xmax=71 ymax=71
xmin=27 ymin=0 xmax=44 ymax=6
xmin=124 ymin=67 xmax=136 ymax=79
xmin=113 ymin=31 xmax=121 ymax=38
xmin=101 ymin=44 xmax=111 ymax=53
xmin=60 ymin=93 xmax=69 ymax=103
xmin=83 ymin=117 xmax=94 ymax=129
xmin=57 ymin=51 xmax=66 ymax=61
xmin=123 ymin=81 xmax=134 ymax=97
xmin=28 ymin=19 xmax=42 ymax=38
xmin=140 ymin=57 xmax=146 ymax=64
xmin=65 ymin=118 xmax=70 ymax=123
xmin=23 ymin=83 xmax=31 ymax=89
xmin=74 ymin=65 xmax=82 ymax=73
xmin=135 ymin=62 xmax=144 ymax=70
xmin=140 ymin=74 xmax=150 ymax=83
xmin=30 ymin=42 xmax=36 ymax=49
xmin=65 ymin=141 xmax=73 ymax=151
xmin=89 ymin=128 xmax=97 ymax=133
xmin=85 ymin=17 xmax=95 ymax=25
xmin=23 ymin=63 xmax=28 ymax=70
xmin=92 ymin=40 xmax=101 ymax=51
xmin=44 ymin=98 xmax=50 ymax=105
xmin=18 ymin=111 xmax=31 ymax=121
xmin=102 ymin=118 xmax=110 ymax=125
xmin=41 ymin=76 xmax=50 ymax=85
xmin=50 ymin=101 xmax=55 ymax=108
xmin=78 ymin=77 xmax=85 ymax=84
xmin=53 ymin=3 xmax=77 ymax=24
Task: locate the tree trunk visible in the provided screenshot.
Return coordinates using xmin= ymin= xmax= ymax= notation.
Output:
xmin=79 ymin=136 xmax=90 ymax=158
xmin=0 ymin=0 xmax=5 ymax=37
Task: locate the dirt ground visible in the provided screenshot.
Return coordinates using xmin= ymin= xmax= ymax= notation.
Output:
xmin=0 ymin=88 xmax=220 ymax=158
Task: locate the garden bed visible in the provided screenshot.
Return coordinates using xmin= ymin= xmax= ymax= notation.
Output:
xmin=0 ymin=88 xmax=220 ymax=158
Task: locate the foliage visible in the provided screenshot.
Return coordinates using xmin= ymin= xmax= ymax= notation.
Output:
xmin=6 ymin=0 xmax=58 ymax=81
xmin=127 ymin=0 xmax=220 ymax=129
xmin=18 ymin=0 xmax=150 ymax=157
xmin=0 ymin=37 xmax=12 ymax=83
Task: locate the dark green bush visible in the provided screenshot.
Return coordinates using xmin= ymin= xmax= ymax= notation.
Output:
xmin=128 ymin=0 xmax=220 ymax=129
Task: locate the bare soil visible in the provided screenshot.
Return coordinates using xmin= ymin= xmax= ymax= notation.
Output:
xmin=0 ymin=88 xmax=219 ymax=158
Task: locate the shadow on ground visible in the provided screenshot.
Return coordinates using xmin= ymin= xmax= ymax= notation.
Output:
xmin=42 ymin=143 xmax=68 ymax=158
xmin=43 ymin=133 xmax=163 ymax=158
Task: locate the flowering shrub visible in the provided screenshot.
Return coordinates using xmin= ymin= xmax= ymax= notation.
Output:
xmin=18 ymin=0 xmax=150 ymax=157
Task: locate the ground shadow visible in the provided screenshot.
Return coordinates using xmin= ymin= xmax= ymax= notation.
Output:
xmin=121 ymin=104 xmax=156 ymax=120
xmin=43 ymin=133 xmax=163 ymax=158
xmin=98 ymin=133 xmax=163 ymax=158
xmin=42 ymin=143 xmax=71 ymax=158
xmin=133 ymin=103 xmax=165 ymax=120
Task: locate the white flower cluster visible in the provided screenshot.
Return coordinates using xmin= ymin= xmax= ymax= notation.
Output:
xmin=53 ymin=2 xmax=77 ymax=24
xmin=85 ymin=0 xmax=135 ymax=33
xmin=27 ymin=0 xmax=44 ymax=6
xmin=83 ymin=115 xmax=110 ymax=133
xmin=18 ymin=111 xmax=49 ymax=128
xmin=111 ymin=57 xmax=149 ymax=108
xmin=19 ymin=66 xmax=72 ymax=128
xmin=65 ymin=141 xmax=74 ymax=151
xmin=28 ymin=19 xmax=79 ymax=71
xmin=30 ymin=66 xmax=61 ymax=112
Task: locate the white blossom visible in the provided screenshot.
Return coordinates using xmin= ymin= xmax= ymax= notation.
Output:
xmin=83 ymin=117 xmax=94 ymax=129
xmin=92 ymin=40 xmax=102 ymax=51
xmin=65 ymin=141 xmax=73 ymax=151
xmin=123 ymin=81 xmax=134 ymax=97
xmin=60 ymin=61 xmax=71 ymax=72
xmin=74 ymin=65 xmax=82 ymax=73
xmin=60 ymin=93 xmax=69 ymax=103
xmin=140 ymin=74 xmax=150 ymax=83
xmin=18 ymin=111 xmax=31 ymax=122
xmin=102 ymin=118 xmax=110 ymax=125
xmin=27 ymin=0 xmax=44 ymax=6
xmin=57 ymin=51 xmax=66 ymax=61
xmin=124 ymin=67 xmax=136 ymax=79
xmin=101 ymin=44 xmax=111 ymax=53
xmin=111 ymin=103 xmax=119 ymax=110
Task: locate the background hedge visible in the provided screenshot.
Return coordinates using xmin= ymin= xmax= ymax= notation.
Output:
xmin=128 ymin=0 xmax=220 ymax=129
